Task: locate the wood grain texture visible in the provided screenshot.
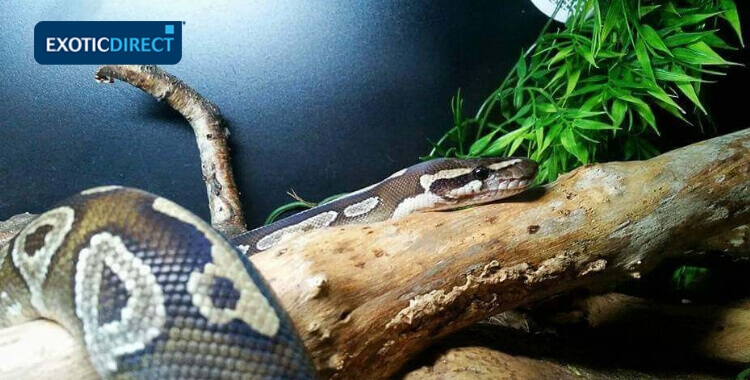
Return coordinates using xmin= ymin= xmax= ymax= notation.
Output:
xmin=0 ymin=320 xmax=97 ymax=380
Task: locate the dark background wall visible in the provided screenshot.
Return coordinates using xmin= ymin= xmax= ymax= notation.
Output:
xmin=1 ymin=1 xmax=748 ymax=228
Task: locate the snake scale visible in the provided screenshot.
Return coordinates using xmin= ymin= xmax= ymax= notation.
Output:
xmin=0 ymin=157 xmax=537 ymax=379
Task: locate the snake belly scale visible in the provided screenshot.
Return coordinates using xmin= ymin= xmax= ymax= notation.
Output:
xmin=0 ymin=157 xmax=537 ymax=379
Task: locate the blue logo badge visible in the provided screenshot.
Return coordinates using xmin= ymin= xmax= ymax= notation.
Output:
xmin=34 ymin=21 xmax=183 ymax=65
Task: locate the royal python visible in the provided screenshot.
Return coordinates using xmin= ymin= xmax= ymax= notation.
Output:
xmin=0 ymin=156 xmax=536 ymax=379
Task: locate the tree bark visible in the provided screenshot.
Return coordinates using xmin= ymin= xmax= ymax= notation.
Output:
xmin=95 ymin=65 xmax=247 ymax=237
xmin=1 ymin=129 xmax=748 ymax=379
xmin=251 ymin=128 xmax=750 ymax=378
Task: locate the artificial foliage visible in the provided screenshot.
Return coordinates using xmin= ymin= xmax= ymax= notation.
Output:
xmin=267 ymin=0 xmax=743 ymax=223
xmin=427 ymin=0 xmax=744 ymax=183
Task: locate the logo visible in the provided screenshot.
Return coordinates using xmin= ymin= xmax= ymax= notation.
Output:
xmin=34 ymin=21 xmax=182 ymax=65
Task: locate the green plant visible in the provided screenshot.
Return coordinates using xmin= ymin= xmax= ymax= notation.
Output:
xmin=266 ymin=0 xmax=743 ymax=222
xmin=427 ymin=0 xmax=744 ymax=183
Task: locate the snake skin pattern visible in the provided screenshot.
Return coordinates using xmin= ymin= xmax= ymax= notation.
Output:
xmin=0 ymin=187 xmax=315 ymax=379
xmin=0 ymin=157 xmax=537 ymax=379
xmin=232 ymin=157 xmax=538 ymax=255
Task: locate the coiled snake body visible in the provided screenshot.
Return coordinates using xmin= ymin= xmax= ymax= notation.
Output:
xmin=0 ymin=157 xmax=536 ymax=379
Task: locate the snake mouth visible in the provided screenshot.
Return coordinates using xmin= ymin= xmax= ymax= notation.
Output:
xmin=496 ymin=177 xmax=533 ymax=191
xmin=461 ymin=161 xmax=538 ymax=204
xmin=432 ymin=176 xmax=535 ymax=212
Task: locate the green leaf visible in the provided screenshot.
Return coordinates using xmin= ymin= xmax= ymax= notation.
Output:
xmin=601 ymin=1 xmax=622 ymax=41
xmin=573 ymin=119 xmax=618 ymax=130
xmin=635 ymin=38 xmax=655 ymax=80
xmin=673 ymin=66 xmax=708 ymax=114
xmin=720 ymin=0 xmax=744 ymax=47
xmin=665 ymin=11 xmax=723 ymax=30
xmin=540 ymin=123 xmax=563 ymax=154
xmin=547 ymin=64 xmax=568 ymax=89
xmin=638 ymin=5 xmax=661 ymax=19
xmin=535 ymin=126 xmax=544 ymax=151
xmin=595 ymin=49 xmax=626 ymax=59
xmin=673 ymin=41 xmax=739 ymax=66
xmin=569 ymin=83 xmax=607 ymax=97
xmin=635 ymin=104 xmax=657 ymax=133
xmin=574 ymin=129 xmax=602 ymax=144
xmin=517 ymin=55 xmax=528 ymax=79
xmin=483 ymin=125 xmax=531 ymax=156
xmin=581 ymin=94 xmax=603 ymax=112
xmin=619 ymin=95 xmax=657 ymax=133
xmin=566 ymin=67 xmax=582 ymax=97
xmin=468 ymin=129 xmax=500 ymax=156
xmin=547 ymin=46 xmax=574 ymax=67
xmin=610 ymin=99 xmax=627 ymax=128
xmin=536 ymin=102 xmax=558 ymax=113
xmin=560 ymin=128 xmax=588 ymax=163
xmin=564 ymin=109 xmax=605 ymax=119
xmin=640 ymin=25 xmax=672 ymax=56
xmin=654 ymin=100 xmax=691 ymax=125
xmin=654 ymin=68 xmax=707 ymax=82
xmin=647 ymin=88 xmax=684 ymax=114
xmin=513 ymin=86 xmax=524 ymax=109
xmin=508 ymin=134 xmax=527 ymax=156
xmin=702 ymin=33 xmax=736 ymax=50
xmin=664 ymin=31 xmax=717 ymax=48
xmin=575 ymin=44 xmax=598 ymax=67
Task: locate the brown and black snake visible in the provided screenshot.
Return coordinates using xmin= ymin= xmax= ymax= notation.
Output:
xmin=0 ymin=156 xmax=537 ymax=379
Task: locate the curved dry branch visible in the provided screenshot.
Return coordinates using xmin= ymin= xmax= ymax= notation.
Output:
xmin=250 ymin=128 xmax=750 ymax=378
xmin=95 ymin=65 xmax=247 ymax=237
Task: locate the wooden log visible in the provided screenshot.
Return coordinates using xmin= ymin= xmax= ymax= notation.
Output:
xmin=1 ymin=129 xmax=749 ymax=378
xmin=0 ymin=320 xmax=97 ymax=380
xmin=252 ymin=128 xmax=750 ymax=378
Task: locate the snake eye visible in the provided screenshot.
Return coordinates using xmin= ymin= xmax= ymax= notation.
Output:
xmin=472 ymin=166 xmax=490 ymax=180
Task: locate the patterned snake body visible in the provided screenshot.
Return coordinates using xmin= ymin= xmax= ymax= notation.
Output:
xmin=0 ymin=157 xmax=536 ymax=379
xmin=232 ymin=157 xmax=538 ymax=255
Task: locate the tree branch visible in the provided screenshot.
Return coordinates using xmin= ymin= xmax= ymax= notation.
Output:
xmin=1 ymin=129 xmax=748 ymax=378
xmin=95 ymin=65 xmax=247 ymax=237
xmin=249 ymin=128 xmax=750 ymax=378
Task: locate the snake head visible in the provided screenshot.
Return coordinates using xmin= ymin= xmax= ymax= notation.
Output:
xmin=421 ymin=157 xmax=538 ymax=210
